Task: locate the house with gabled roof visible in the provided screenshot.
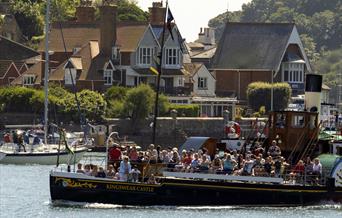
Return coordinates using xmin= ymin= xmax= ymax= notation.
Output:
xmin=0 ymin=35 xmax=40 ymax=86
xmin=41 ymin=2 xmax=189 ymax=94
xmin=211 ymin=22 xmax=312 ymax=101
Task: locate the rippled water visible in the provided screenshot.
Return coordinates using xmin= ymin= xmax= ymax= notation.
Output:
xmin=1 ymin=158 xmax=341 ymax=218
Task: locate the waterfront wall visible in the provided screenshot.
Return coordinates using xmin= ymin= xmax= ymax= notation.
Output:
xmin=0 ymin=113 xmax=261 ymax=149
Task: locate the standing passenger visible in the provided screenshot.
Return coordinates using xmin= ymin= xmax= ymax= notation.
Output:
xmin=119 ymin=156 xmax=132 ymax=181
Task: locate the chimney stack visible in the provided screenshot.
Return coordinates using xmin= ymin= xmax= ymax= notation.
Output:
xmin=76 ymin=6 xmax=95 ymax=23
xmin=99 ymin=5 xmax=117 ymax=55
xmin=149 ymin=1 xmax=166 ymax=26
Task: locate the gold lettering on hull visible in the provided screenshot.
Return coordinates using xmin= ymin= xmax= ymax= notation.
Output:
xmin=106 ymin=184 xmax=155 ymax=193
xmin=55 ymin=178 xmax=97 ymax=189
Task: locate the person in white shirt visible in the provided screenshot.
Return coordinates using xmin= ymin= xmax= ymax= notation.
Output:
xmin=119 ymin=156 xmax=132 ymax=181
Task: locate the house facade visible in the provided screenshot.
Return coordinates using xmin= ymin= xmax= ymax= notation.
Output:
xmin=211 ymin=23 xmax=312 ymax=101
xmin=35 ymin=2 xmax=188 ymax=95
xmin=0 ymin=36 xmax=40 ymax=86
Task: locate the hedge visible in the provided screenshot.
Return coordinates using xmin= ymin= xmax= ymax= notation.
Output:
xmin=247 ymin=82 xmax=291 ymax=112
xmin=169 ymin=104 xmax=199 ymax=117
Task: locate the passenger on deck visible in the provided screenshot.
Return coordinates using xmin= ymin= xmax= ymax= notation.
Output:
xmin=199 ymin=155 xmax=211 ymax=172
xmin=147 ymin=174 xmax=157 ymax=184
xmin=106 ymin=164 xmax=116 ymax=179
xmin=91 ymin=165 xmax=98 ymax=177
xmin=312 ymin=158 xmax=322 ymax=176
xmin=223 ymin=154 xmax=236 ymax=175
xmin=3 ymin=132 xmax=11 ymax=143
xmin=130 ymin=165 xmax=141 ymax=182
xmin=263 ymin=156 xmax=273 ymax=176
xmin=76 ymin=163 xmax=85 ymax=173
xmin=119 ymin=156 xmax=132 ymax=181
xmin=128 ymin=146 xmax=138 ymax=162
xmin=181 ymin=152 xmax=193 ymax=171
xmin=211 ymin=155 xmax=222 ymax=173
xmin=109 ymin=144 xmax=122 ymax=162
xmin=146 ymin=144 xmax=158 ymax=163
xmin=305 ymin=157 xmax=313 ymax=175
xmin=160 ymin=150 xmax=170 ymax=164
xmin=241 ymin=155 xmax=254 ymax=176
xmin=268 ymin=140 xmax=281 ymax=158
xmin=84 ymin=164 xmax=91 ymax=176
xmin=96 ymin=167 xmax=106 ymax=178
xmin=190 ymin=153 xmax=200 ymax=172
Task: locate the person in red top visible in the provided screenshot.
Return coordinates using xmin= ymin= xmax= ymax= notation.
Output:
xmin=290 ymin=160 xmax=305 ymax=184
xmin=109 ymin=144 xmax=122 ymax=161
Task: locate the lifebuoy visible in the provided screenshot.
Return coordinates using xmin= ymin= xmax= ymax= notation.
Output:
xmin=225 ymin=122 xmax=241 ymax=138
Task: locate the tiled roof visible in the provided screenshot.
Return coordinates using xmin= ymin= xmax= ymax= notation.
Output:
xmin=183 ymin=63 xmax=202 ymax=77
xmin=40 ymin=22 xmax=148 ymax=52
xmin=11 ymin=62 xmax=42 ymax=85
xmin=49 ymin=40 xmax=100 ymax=81
xmin=0 ymin=36 xmax=40 ymax=61
xmin=0 ymin=60 xmax=12 ymax=78
xmin=191 ymin=47 xmax=217 ymax=59
xmin=212 ymin=22 xmax=294 ymax=70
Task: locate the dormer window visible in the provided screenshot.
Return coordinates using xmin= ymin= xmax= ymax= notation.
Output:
xmin=112 ymin=46 xmax=120 ymax=60
xmin=138 ymin=47 xmax=153 ymax=65
xmin=23 ymin=75 xmax=35 ymax=86
xmin=282 ymin=62 xmax=304 ymax=83
xmin=165 ymin=48 xmax=180 ymax=66
xmin=64 ymin=61 xmax=77 ymax=85
xmin=104 ymin=61 xmax=114 ymax=85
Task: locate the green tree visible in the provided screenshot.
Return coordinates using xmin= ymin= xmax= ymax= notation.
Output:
xmin=9 ymin=0 xmax=44 ymax=39
xmin=123 ymin=84 xmax=154 ymax=125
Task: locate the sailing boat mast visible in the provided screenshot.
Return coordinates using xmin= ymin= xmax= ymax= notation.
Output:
xmin=44 ymin=0 xmax=51 ymax=144
xmin=152 ymin=0 xmax=168 ymax=144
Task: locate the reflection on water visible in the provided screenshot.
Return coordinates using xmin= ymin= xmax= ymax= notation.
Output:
xmin=1 ymin=156 xmax=341 ymax=218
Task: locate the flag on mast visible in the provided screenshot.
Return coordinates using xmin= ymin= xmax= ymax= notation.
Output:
xmin=166 ymin=5 xmax=174 ymax=40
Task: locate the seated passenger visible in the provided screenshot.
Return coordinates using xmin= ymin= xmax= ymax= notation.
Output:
xmin=91 ymin=165 xmax=98 ymax=177
xmin=223 ymin=154 xmax=235 ymax=175
xmin=199 ymin=155 xmax=211 ymax=172
xmin=96 ymin=167 xmax=106 ymax=178
xmin=128 ymin=146 xmax=138 ymax=162
xmin=268 ymin=140 xmax=281 ymax=158
xmin=84 ymin=164 xmax=92 ymax=176
xmin=211 ymin=156 xmax=222 ymax=173
xmin=147 ymin=174 xmax=157 ymax=184
xmin=130 ymin=165 xmax=141 ymax=182
xmin=190 ymin=153 xmax=200 ymax=171
xmin=106 ymin=164 xmax=116 ymax=179
xmin=241 ymin=155 xmax=254 ymax=176
xmin=76 ymin=163 xmax=85 ymax=173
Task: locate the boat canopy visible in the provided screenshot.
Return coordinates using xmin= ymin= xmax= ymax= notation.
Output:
xmin=179 ymin=137 xmax=217 ymax=156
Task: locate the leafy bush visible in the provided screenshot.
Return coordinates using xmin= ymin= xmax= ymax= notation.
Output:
xmin=169 ymin=104 xmax=199 ymax=117
xmin=104 ymin=86 xmax=128 ymax=102
xmin=123 ymin=84 xmax=155 ymax=124
xmin=247 ymin=82 xmax=291 ymax=112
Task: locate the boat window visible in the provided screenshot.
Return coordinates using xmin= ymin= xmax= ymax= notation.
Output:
xmin=275 ymin=114 xmax=286 ymax=128
xmin=291 ymin=115 xmax=305 ymax=128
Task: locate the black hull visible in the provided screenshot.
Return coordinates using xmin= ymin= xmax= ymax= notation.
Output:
xmin=50 ymin=173 xmax=342 ymax=206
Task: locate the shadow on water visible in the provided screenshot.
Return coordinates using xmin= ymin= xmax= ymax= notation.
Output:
xmin=49 ymin=200 xmax=342 ymax=211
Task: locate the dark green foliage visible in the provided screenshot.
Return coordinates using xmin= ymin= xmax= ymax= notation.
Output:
xmin=169 ymin=104 xmax=199 ymax=117
xmin=104 ymin=86 xmax=128 ymax=102
xmin=0 ymin=86 xmax=105 ymax=122
xmin=9 ymin=0 xmax=44 ymax=39
xmin=158 ymin=94 xmax=171 ymax=116
xmin=247 ymin=82 xmax=291 ymax=112
xmin=315 ymin=48 xmax=342 ymax=103
xmin=123 ymin=84 xmax=154 ymax=124
xmin=116 ymin=0 xmax=148 ymax=22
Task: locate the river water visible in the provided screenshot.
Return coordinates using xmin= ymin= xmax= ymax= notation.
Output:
xmin=0 ymin=155 xmax=341 ymax=218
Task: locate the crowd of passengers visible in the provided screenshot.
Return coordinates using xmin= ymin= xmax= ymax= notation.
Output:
xmin=76 ymin=140 xmax=323 ymax=184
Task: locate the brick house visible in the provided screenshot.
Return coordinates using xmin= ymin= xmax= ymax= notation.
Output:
xmin=38 ymin=2 xmax=188 ymax=94
xmin=0 ymin=36 xmax=39 ymax=86
xmin=211 ymin=22 xmax=312 ymax=101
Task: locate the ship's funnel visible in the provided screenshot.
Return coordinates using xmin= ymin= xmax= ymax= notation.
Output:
xmin=305 ymin=74 xmax=322 ymax=116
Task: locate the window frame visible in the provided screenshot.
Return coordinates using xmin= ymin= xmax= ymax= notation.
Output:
xmin=137 ymin=47 xmax=153 ymax=66
xmin=23 ymin=75 xmax=35 ymax=86
xmin=282 ymin=62 xmax=304 ymax=83
xmin=165 ymin=48 xmax=180 ymax=66
xmin=104 ymin=69 xmax=113 ymax=85
xmin=198 ymin=77 xmax=208 ymax=90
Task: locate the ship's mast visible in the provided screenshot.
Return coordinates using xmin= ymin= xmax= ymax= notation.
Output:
xmin=44 ymin=0 xmax=50 ymax=144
